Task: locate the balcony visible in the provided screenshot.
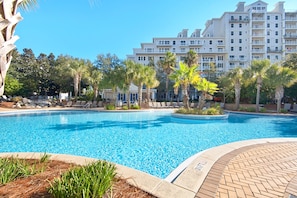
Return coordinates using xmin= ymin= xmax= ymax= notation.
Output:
xmin=229 ymin=18 xmax=250 ymax=23
xmin=252 ymin=41 xmax=265 ymax=45
xmin=285 ymin=26 xmax=297 ymax=29
xmin=284 ymin=34 xmax=297 ymax=38
xmin=267 ymin=49 xmax=283 ymax=53
xmin=252 ymin=49 xmax=265 ymax=53
xmin=252 ymin=25 xmax=265 ymax=29
xmin=189 ymin=41 xmax=203 ymax=46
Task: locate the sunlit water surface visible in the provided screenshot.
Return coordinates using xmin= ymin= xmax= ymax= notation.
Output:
xmin=1 ymin=110 xmax=297 ymax=178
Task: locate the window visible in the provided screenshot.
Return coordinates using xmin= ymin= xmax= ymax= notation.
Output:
xmin=190 ymin=40 xmax=195 ymax=45
xmin=239 ymin=31 xmax=242 ymax=36
xmin=231 ymin=31 xmax=234 ymax=36
xmin=267 ymin=23 xmax=270 ymax=28
xmin=231 ymin=39 xmax=234 ymax=43
xmin=239 ymin=55 xmax=244 ymax=60
xmin=231 ymin=47 xmax=234 ymax=51
xmin=209 ymin=40 xmax=212 ymax=45
xmin=181 ymin=48 xmax=186 ymax=52
xmin=218 ymin=56 xmax=223 ymax=61
xmin=239 ymin=24 xmax=242 ymax=28
xmin=275 ymin=39 xmax=278 ymax=43
xmin=229 ymin=55 xmax=235 ymax=60
xmin=275 ymin=16 xmax=278 ymax=20
xmin=239 ymin=16 xmax=242 ymax=20
xmin=239 ymin=47 xmax=242 ymax=51
xmin=275 ymin=23 xmax=278 ymax=28
xmin=231 ymin=16 xmax=234 ymax=20
xmin=275 ymin=55 xmax=279 ymax=60
xmin=231 ymin=24 xmax=234 ymax=28
xmin=267 ymin=39 xmax=270 ymax=43
xmin=267 ymin=31 xmax=270 ymax=35
xmin=181 ymin=41 xmax=186 ymax=45
xmin=267 ymin=15 xmax=270 ymax=20
xmin=173 ymin=41 xmax=176 ymax=45
xmin=267 ymin=55 xmax=270 ymax=59
xmin=275 ymin=31 xmax=278 ymax=36
xmin=217 ymin=63 xmax=223 ymax=68
xmin=239 ymin=39 xmax=242 ymax=43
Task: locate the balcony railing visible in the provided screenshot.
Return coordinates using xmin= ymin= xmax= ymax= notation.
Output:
xmin=229 ymin=18 xmax=250 ymax=23
xmin=284 ymin=34 xmax=297 ymax=38
xmin=267 ymin=49 xmax=283 ymax=53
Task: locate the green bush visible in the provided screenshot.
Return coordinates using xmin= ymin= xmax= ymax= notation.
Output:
xmin=259 ymin=107 xmax=267 ymax=113
xmin=131 ymin=104 xmax=140 ymax=109
xmin=105 ymin=104 xmax=115 ymax=110
xmin=48 ymin=161 xmax=116 ymax=198
xmin=0 ymin=157 xmax=39 ymax=184
xmin=246 ymin=107 xmax=256 ymax=112
xmin=280 ymin=108 xmax=288 ymax=113
xmin=175 ymin=106 xmax=223 ymax=115
xmin=122 ymin=105 xmax=128 ymax=110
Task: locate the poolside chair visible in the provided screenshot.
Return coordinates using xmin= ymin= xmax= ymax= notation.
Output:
xmin=64 ymin=101 xmax=72 ymax=107
xmin=91 ymin=101 xmax=98 ymax=108
xmin=83 ymin=101 xmax=92 ymax=108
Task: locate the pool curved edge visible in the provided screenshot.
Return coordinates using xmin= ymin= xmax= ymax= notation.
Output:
xmin=2 ymin=138 xmax=297 ymax=198
xmin=171 ymin=113 xmax=229 ymax=120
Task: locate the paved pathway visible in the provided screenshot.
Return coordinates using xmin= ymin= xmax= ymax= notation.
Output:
xmin=196 ymin=142 xmax=297 ymax=198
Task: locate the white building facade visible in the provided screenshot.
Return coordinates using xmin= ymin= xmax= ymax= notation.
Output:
xmin=127 ymin=0 xmax=297 ymax=75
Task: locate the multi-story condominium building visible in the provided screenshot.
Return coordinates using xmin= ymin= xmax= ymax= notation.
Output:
xmin=127 ymin=0 xmax=297 ymax=75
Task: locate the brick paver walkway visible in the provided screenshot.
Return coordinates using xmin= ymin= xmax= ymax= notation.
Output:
xmin=196 ymin=142 xmax=297 ymax=198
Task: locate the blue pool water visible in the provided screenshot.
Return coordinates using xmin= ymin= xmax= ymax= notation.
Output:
xmin=1 ymin=110 xmax=297 ymax=178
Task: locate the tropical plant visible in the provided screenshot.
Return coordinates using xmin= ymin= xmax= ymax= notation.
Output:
xmin=225 ymin=67 xmax=244 ymax=110
xmin=265 ymin=64 xmax=297 ymax=113
xmin=143 ymin=66 xmax=159 ymax=104
xmin=48 ymin=161 xmax=116 ymax=198
xmin=184 ymin=50 xmax=198 ymax=67
xmin=193 ymin=78 xmax=219 ymax=110
xmin=169 ymin=62 xmax=200 ymax=109
xmin=158 ymin=51 xmax=176 ymax=101
xmin=88 ymin=68 xmax=103 ymax=101
xmin=245 ymin=59 xmax=271 ymax=112
xmin=0 ymin=0 xmax=37 ymax=96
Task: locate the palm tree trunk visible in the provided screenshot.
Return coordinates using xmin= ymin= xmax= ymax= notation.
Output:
xmin=0 ymin=0 xmax=23 ymax=96
xmin=165 ymin=76 xmax=169 ymax=102
xmin=138 ymin=83 xmax=143 ymax=106
xmin=234 ymin=82 xmax=241 ymax=110
xmin=275 ymin=86 xmax=284 ymax=113
xmin=73 ymin=75 xmax=79 ymax=99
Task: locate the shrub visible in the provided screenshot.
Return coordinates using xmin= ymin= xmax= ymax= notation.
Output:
xmin=175 ymin=107 xmax=223 ymax=115
xmin=105 ymin=104 xmax=115 ymax=110
xmin=48 ymin=161 xmax=116 ymax=198
xmin=280 ymin=108 xmax=288 ymax=113
xmin=246 ymin=107 xmax=256 ymax=112
xmin=259 ymin=107 xmax=267 ymax=113
xmin=131 ymin=104 xmax=140 ymax=109
xmin=0 ymin=157 xmax=39 ymax=184
xmin=122 ymin=105 xmax=129 ymax=110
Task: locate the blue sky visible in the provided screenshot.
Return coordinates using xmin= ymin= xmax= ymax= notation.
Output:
xmin=15 ymin=0 xmax=296 ymax=62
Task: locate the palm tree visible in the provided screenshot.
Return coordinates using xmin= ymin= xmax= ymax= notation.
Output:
xmin=169 ymin=62 xmax=200 ymax=109
xmin=158 ymin=51 xmax=176 ymax=101
xmin=88 ymin=68 xmax=103 ymax=101
xmin=266 ymin=64 xmax=297 ymax=113
xmin=143 ymin=66 xmax=159 ymax=105
xmin=133 ymin=63 xmax=146 ymax=107
xmin=226 ymin=67 xmax=244 ymax=110
xmin=68 ymin=59 xmax=89 ymax=99
xmin=0 ymin=0 xmax=37 ymax=96
xmin=123 ymin=60 xmax=138 ymax=108
xmin=184 ymin=50 xmax=198 ymax=67
xmin=245 ymin=59 xmax=271 ymax=112
xmin=193 ymin=78 xmax=219 ymax=110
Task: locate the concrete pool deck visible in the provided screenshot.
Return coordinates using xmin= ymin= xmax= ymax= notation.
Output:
xmin=1 ymin=108 xmax=297 ymax=197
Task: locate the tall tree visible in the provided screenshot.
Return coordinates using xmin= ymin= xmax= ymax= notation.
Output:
xmin=225 ymin=67 xmax=244 ymax=110
xmin=169 ymin=62 xmax=200 ymax=109
xmin=245 ymin=59 xmax=271 ymax=112
xmin=193 ymin=78 xmax=219 ymax=110
xmin=0 ymin=0 xmax=37 ymax=96
xmin=143 ymin=66 xmax=159 ymax=105
xmin=158 ymin=51 xmax=176 ymax=101
xmin=88 ymin=68 xmax=102 ymax=101
xmin=184 ymin=50 xmax=198 ymax=67
xmin=265 ymin=64 xmax=297 ymax=113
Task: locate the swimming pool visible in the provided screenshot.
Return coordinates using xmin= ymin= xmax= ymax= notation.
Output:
xmin=1 ymin=110 xmax=297 ymax=178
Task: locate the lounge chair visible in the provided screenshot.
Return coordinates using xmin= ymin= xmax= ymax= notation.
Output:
xmin=83 ymin=101 xmax=92 ymax=108
xmin=64 ymin=101 xmax=72 ymax=107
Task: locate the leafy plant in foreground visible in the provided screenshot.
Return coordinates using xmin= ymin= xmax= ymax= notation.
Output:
xmin=48 ymin=160 xmax=116 ymax=198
